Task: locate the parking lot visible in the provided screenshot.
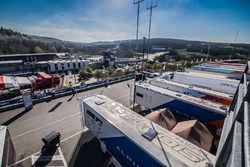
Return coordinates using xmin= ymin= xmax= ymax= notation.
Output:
xmin=0 ymin=79 xmax=133 ymax=166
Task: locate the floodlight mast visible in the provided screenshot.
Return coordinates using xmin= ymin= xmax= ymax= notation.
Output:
xmin=147 ymin=0 xmax=157 ymax=59
xmin=134 ymin=0 xmax=144 ymax=53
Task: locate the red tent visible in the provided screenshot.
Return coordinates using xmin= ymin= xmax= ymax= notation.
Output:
xmin=0 ymin=75 xmax=4 ymax=90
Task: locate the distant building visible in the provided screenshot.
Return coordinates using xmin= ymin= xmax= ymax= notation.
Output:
xmin=0 ymin=60 xmax=49 ymax=75
xmin=115 ymin=57 xmax=146 ymax=65
xmin=85 ymin=55 xmax=103 ymax=63
xmin=48 ymin=59 xmax=89 ymax=73
xmin=0 ymin=53 xmax=86 ymax=75
xmin=152 ymin=47 xmax=166 ymax=52
xmin=103 ymin=52 xmax=116 ymax=67
xmin=0 ymin=53 xmax=70 ymax=62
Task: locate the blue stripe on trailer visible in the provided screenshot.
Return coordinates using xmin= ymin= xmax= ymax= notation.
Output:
xmin=100 ymin=136 xmax=163 ymax=167
xmin=153 ymin=99 xmax=226 ymax=123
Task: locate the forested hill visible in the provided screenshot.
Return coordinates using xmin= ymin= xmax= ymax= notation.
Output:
xmin=0 ymin=27 xmax=249 ymax=60
xmin=0 ymin=27 xmax=114 ymax=55
xmin=0 ymin=27 xmax=70 ymax=54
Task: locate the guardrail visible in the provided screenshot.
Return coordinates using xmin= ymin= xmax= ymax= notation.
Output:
xmin=215 ymin=62 xmax=250 ymax=167
xmin=0 ymin=73 xmax=135 ymax=112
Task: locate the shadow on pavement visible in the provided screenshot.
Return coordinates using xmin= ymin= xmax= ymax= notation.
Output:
xmin=2 ymin=109 xmax=29 ymax=126
xmin=48 ymin=102 xmax=63 ymax=113
xmin=67 ymin=94 xmax=75 ymax=102
xmin=69 ymin=130 xmax=114 ymax=167
xmin=32 ymin=145 xmax=57 ymax=167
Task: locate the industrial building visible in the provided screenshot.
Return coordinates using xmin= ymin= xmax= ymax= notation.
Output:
xmin=0 ymin=53 xmax=70 ymax=62
xmin=48 ymin=59 xmax=89 ymax=73
xmin=0 ymin=53 xmax=89 ymax=74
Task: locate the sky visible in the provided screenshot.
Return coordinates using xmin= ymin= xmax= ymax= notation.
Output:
xmin=0 ymin=0 xmax=249 ymax=43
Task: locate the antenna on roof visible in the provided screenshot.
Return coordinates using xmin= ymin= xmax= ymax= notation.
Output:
xmin=146 ymin=0 xmax=157 ymax=59
xmin=134 ymin=0 xmax=144 ymax=53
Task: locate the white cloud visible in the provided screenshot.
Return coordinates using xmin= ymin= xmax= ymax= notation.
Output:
xmin=1 ymin=0 xmax=249 ymax=43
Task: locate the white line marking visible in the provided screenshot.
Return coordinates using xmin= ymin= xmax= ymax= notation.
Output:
xmin=58 ymin=146 xmax=68 ymax=167
xmin=61 ymin=128 xmax=87 ymax=143
xmin=12 ymin=112 xmax=80 ymax=139
xmin=113 ymin=93 xmax=130 ymax=101
xmin=11 ymin=129 xmax=86 ymax=167
xmin=10 ymin=92 xmax=129 ymax=166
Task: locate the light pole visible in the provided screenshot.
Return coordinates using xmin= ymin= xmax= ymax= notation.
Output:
xmin=134 ymin=0 xmax=144 ymax=53
xmin=147 ymin=1 xmax=157 ymax=59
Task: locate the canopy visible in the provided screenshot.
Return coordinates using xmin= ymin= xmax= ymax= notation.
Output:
xmin=16 ymin=77 xmax=32 ymax=87
xmin=145 ymin=108 xmax=177 ymax=130
xmin=0 ymin=75 xmax=4 ymax=90
xmin=171 ymin=120 xmax=213 ymax=151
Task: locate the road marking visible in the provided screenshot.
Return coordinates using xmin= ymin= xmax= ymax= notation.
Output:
xmin=58 ymin=146 xmax=68 ymax=167
xmin=11 ymin=129 xmax=87 ymax=167
xmin=12 ymin=112 xmax=80 ymax=139
xmin=113 ymin=93 xmax=130 ymax=101
xmin=31 ymin=147 xmax=68 ymax=167
xmin=11 ymin=93 xmax=129 ymax=140
xmin=60 ymin=129 xmax=87 ymax=143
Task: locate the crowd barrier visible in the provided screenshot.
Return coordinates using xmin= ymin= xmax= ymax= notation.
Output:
xmin=0 ymin=74 xmax=135 ymax=111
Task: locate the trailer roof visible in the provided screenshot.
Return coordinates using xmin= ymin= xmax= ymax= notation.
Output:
xmin=150 ymin=78 xmax=233 ymax=100
xmin=82 ymin=94 xmax=216 ymax=167
xmin=193 ymin=65 xmax=245 ymax=71
xmin=175 ymin=71 xmax=240 ymax=82
xmin=137 ymin=82 xmax=227 ymax=115
xmin=0 ymin=126 xmax=7 ymax=166
xmin=206 ymin=61 xmax=246 ymax=67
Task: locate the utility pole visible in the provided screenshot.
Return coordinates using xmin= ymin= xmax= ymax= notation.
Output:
xmin=146 ymin=0 xmax=157 ymax=59
xmin=206 ymin=43 xmax=210 ymax=62
xmin=142 ymin=37 xmax=146 ymax=59
xmin=134 ymin=0 xmax=144 ymax=53
xmin=230 ymin=31 xmax=239 ymax=59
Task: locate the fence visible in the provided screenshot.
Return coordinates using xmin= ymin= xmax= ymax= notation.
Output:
xmin=215 ymin=61 xmax=250 ymax=167
xmin=0 ymin=73 xmax=135 ymax=112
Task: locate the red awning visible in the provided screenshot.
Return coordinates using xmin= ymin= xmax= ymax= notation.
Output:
xmin=0 ymin=75 xmax=4 ymax=90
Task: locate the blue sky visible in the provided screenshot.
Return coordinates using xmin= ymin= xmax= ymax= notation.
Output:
xmin=0 ymin=0 xmax=249 ymax=43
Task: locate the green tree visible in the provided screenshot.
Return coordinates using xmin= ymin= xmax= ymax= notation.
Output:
xmin=124 ymin=68 xmax=130 ymax=74
xmin=34 ymin=46 xmax=43 ymax=53
xmin=78 ymin=66 xmax=93 ymax=81
xmin=93 ymin=69 xmax=103 ymax=80
xmin=153 ymin=63 xmax=161 ymax=72
xmin=106 ymin=66 xmax=115 ymax=77
xmin=115 ymin=69 xmax=124 ymax=77
xmin=144 ymin=62 xmax=152 ymax=71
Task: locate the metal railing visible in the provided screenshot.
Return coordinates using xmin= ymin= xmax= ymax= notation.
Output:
xmin=215 ymin=61 xmax=250 ymax=167
xmin=0 ymin=73 xmax=135 ymax=111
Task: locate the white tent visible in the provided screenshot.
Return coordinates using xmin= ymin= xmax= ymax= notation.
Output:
xmin=16 ymin=77 xmax=31 ymax=87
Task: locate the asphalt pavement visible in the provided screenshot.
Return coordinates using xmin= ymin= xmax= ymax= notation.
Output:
xmin=0 ymin=79 xmax=133 ymax=167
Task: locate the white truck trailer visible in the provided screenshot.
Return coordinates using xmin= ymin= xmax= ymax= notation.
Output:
xmin=161 ymin=71 xmax=239 ymax=95
xmin=80 ymin=94 xmax=215 ymax=167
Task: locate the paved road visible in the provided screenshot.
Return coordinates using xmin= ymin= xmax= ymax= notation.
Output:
xmin=0 ymin=79 xmax=133 ymax=166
